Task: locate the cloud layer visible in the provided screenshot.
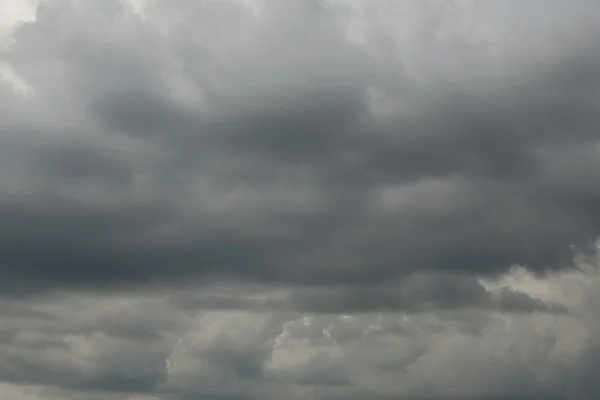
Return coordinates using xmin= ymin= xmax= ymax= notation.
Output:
xmin=1 ymin=0 xmax=600 ymax=399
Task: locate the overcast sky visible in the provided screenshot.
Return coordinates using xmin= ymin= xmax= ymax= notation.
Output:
xmin=0 ymin=0 xmax=600 ymax=399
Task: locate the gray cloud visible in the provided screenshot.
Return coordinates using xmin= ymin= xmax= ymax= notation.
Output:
xmin=1 ymin=0 xmax=600 ymax=399
xmin=0 ymin=261 xmax=598 ymax=400
xmin=166 ymin=273 xmax=569 ymax=315
xmin=0 ymin=280 xmax=594 ymax=400
xmin=1 ymin=0 xmax=600 ymax=295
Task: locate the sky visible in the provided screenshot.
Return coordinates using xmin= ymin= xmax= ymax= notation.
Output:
xmin=0 ymin=0 xmax=600 ymax=399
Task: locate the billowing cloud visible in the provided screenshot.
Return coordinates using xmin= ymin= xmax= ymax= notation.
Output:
xmin=0 ymin=255 xmax=599 ymax=400
xmin=1 ymin=0 xmax=600 ymax=399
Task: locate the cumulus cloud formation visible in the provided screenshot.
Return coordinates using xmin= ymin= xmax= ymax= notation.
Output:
xmin=0 ymin=0 xmax=600 ymax=399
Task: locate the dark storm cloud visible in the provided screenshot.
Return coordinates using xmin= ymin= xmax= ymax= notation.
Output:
xmin=1 ymin=1 xmax=600 ymax=398
xmin=288 ymin=275 xmax=570 ymax=314
xmin=1 ymin=0 xmax=600 ymax=299
xmin=168 ymin=274 xmax=568 ymax=315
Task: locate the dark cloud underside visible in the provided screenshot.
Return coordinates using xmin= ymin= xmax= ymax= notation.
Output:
xmin=1 ymin=0 xmax=600 ymax=399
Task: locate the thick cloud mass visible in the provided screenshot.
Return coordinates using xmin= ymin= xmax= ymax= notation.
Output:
xmin=1 ymin=0 xmax=600 ymax=291
xmin=1 ymin=0 xmax=600 ymax=399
